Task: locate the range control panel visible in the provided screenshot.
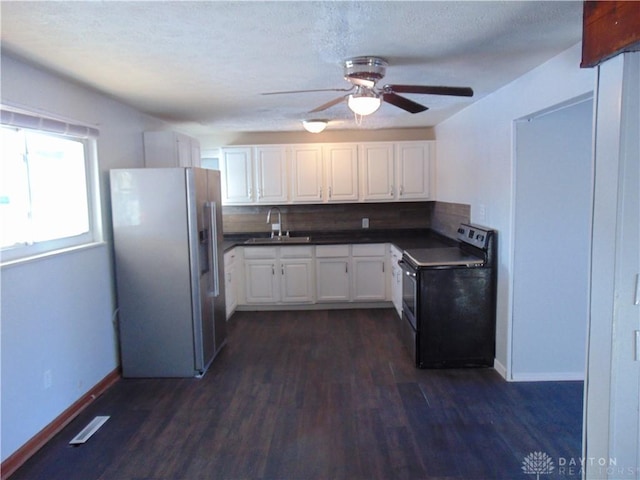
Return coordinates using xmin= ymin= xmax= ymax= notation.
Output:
xmin=457 ymin=223 xmax=493 ymax=250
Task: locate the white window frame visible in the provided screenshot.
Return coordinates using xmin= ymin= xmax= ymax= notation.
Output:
xmin=0 ymin=106 xmax=103 ymax=265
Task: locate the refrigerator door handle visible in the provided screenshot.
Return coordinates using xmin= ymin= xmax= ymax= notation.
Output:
xmin=207 ymin=201 xmax=220 ymax=298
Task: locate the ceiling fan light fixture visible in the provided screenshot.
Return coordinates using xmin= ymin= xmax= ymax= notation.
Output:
xmin=302 ymin=119 xmax=328 ymax=133
xmin=348 ymin=88 xmax=381 ymax=116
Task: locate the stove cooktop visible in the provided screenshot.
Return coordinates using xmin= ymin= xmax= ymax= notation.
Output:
xmin=404 ymin=247 xmax=485 ymax=267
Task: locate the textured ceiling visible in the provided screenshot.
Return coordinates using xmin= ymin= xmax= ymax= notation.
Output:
xmin=0 ymin=1 xmax=583 ymax=135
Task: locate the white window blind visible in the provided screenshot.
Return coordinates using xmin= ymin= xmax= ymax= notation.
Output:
xmin=0 ymin=108 xmax=99 ymax=139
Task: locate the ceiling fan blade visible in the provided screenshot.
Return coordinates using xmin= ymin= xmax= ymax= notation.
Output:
xmin=261 ymin=87 xmax=353 ymax=95
xmin=382 ymin=92 xmax=428 ymax=114
xmin=308 ymin=95 xmax=348 ymax=113
xmin=384 ymin=84 xmax=474 ymax=97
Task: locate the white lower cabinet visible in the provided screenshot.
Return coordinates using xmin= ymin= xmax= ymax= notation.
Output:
xmin=224 ymin=249 xmax=238 ymax=319
xmin=244 ymin=259 xmax=279 ymax=304
xmin=242 ymin=246 xmax=314 ymax=305
xmin=389 ymin=244 xmax=403 ymax=317
xmin=239 ymin=243 xmax=392 ymax=308
xmin=316 ymin=245 xmax=351 ymax=302
xmin=280 ymin=258 xmax=314 ymax=303
xmin=351 ymin=244 xmax=388 ymax=301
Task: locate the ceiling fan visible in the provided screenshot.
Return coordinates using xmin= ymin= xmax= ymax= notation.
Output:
xmin=262 ymin=56 xmax=474 ymax=117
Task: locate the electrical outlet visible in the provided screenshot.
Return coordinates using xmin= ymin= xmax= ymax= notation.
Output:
xmin=43 ymin=370 xmax=52 ymax=389
xmin=362 ymin=217 xmax=369 ymax=229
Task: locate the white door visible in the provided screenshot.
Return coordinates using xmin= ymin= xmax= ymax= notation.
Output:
xmin=585 ymin=52 xmax=640 ymax=478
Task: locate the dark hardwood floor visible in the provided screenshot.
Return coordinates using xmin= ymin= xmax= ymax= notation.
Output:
xmin=11 ymin=309 xmax=583 ymax=480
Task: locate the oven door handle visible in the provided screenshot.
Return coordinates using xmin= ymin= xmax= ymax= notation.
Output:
xmin=398 ymin=260 xmax=416 ymax=277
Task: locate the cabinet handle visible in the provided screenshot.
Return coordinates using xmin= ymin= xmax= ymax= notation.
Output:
xmin=329 ymin=186 xmax=332 ymax=198
xmin=399 ymin=185 xmax=404 ymax=196
xmin=272 ymin=264 xmax=275 ymax=275
xmin=390 ymin=185 xmax=394 ymax=196
xmin=345 ymin=263 xmax=348 ymax=274
xmin=382 ymin=263 xmax=385 ymax=273
xmin=319 ymin=187 xmax=322 ymax=198
xmin=281 ymin=265 xmax=284 ymax=275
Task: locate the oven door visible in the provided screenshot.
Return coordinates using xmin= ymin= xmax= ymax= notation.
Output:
xmin=398 ymin=259 xmax=417 ymax=324
xmin=398 ymin=259 xmax=418 ymax=365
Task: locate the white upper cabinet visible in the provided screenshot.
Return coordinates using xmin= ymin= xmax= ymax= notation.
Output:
xmin=254 ymin=146 xmax=288 ymax=204
xmin=220 ymin=146 xmax=288 ymax=205
xmin=143 ymin=131 xmax=201 ymax=168
xmin=323 ymin=144 xmax=359 ymax=202
xmin=396 ymin=141 xmax=434 ymax=200
xmin=290 ymin=144 xmax=324 ymax=203
xmin=220 ymin=147 xmax=254 ymax=204
xmin=359 ymin=142 xmax=395 ymax=201
xmin=220 ymin=141 xmax=434 ymax=205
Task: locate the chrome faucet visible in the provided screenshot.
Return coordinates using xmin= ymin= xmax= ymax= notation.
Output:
xmin=266 ymin=207 xmax=283 ymax=238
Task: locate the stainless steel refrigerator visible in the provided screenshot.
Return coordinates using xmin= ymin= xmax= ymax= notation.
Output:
xmin=110 ymin=167 xmax=226 ymax=378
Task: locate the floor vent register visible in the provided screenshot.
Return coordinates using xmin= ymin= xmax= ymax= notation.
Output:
xmin=69 ymin=415 xmax=110 ymax=445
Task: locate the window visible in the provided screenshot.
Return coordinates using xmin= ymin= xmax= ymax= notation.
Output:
xmin=1 ymin=109 xmax=101 ymax=263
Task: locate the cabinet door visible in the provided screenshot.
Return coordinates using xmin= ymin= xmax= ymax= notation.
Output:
xmin=244 ymin=260 xmax=278 ymax=303
xmin=190 ymin=140 xmax=201 ymax=168
xmin=220 ymin=147 xmax=254 ymax=204
xmin=324 ymin=144 xmax=358 ymax=202
xmin=255 ymin=146 xmax=288 ymax=203
xmin=290 ymin=145 xmax=323 ymax=202
xmin=143 ymin=131 xmax=200 ymax=168
xmin=280 ymin=259 xmax=314 ymax=303
xmin=316 ymin=258 xmax=350 ymax=302
xmin=352 ymin=257 xmax=387 ymax=301
xmin=360 ymin=143 xmax=395 ymax=201
xmin=224 ymin=250 xmax=237 ymax=319
xmin=396 ymin=142 xmax=433 ymax=200
xmin=389 ymin=246 xmax=402 ymax=317
xmin=177 ymin=134 xmax=192 ymax=167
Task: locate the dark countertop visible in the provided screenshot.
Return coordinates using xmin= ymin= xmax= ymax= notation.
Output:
xmin=222 ymin=228 xmax=457 ymax=253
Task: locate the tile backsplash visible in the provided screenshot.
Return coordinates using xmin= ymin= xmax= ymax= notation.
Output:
xmin=223 ymin=201 xmax=469 ymax=239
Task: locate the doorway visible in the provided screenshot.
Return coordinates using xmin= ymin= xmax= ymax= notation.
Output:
xmin=511 ymin=96 xmax=594 ymax=380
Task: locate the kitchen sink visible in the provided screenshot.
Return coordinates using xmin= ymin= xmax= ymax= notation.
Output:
xmin=244 ymin=236 xmax=311 ymax=244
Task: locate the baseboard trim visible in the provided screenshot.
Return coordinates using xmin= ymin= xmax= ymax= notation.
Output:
xmin=509 ymin=371 xmax=585 ymax=382
xmin=493 ymin=358 xmax=508 ymax=380
xmin=1 ymin=368 xmax=120 ymax=480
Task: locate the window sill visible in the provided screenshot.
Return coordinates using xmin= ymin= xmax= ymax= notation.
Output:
xmin=1 ymin=241 xmax=107 ymax=269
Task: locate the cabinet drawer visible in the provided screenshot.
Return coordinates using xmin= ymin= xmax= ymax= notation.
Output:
xmin=242 ymin=246 xmax=277 ymax=259
xmin=280 ymin=246 xmax=314 ymax=258
xmin=316 ymin=245 xmax=350 ymax=257
xmin=352 ymin=243 xmax=387 ymax=257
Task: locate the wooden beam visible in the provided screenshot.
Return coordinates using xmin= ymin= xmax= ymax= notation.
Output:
xmin=581 ymin=1 xmax=640 ymax=68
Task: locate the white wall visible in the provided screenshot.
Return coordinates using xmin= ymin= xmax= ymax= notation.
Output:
xmin=512 ymin=99 xmax=592 ymax=380
xmin=0 ymin=54 xmax=167 ymax=462
xmin=434 ymin=43 xmax=594 ymax=378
